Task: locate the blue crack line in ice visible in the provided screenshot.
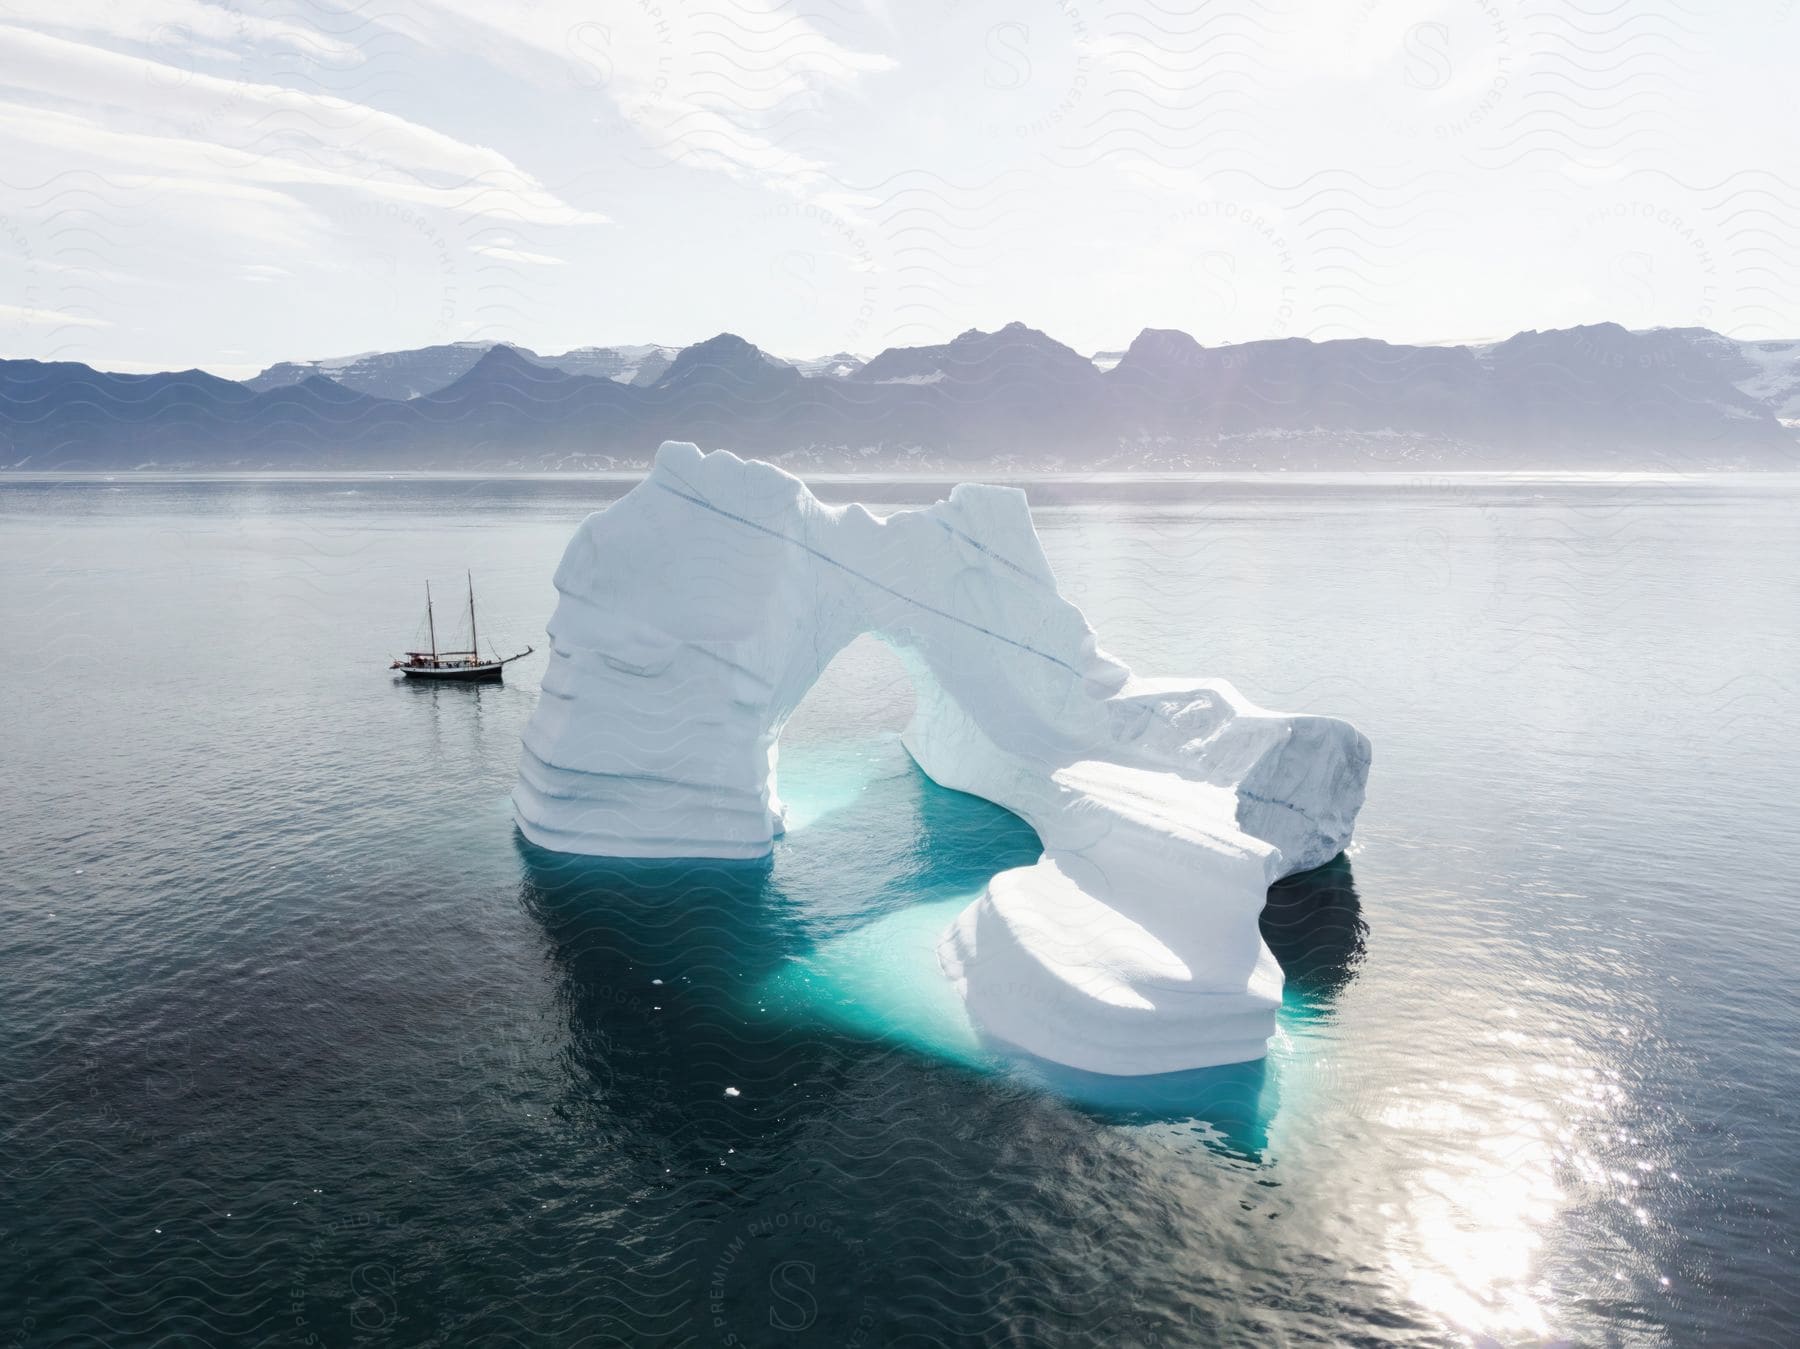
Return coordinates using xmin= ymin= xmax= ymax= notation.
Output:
xmin=652 ymin=473 xmax=1086 ymax=679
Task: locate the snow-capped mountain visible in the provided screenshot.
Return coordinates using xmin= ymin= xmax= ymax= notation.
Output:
xmin=853 ymin=321 xmax=1097 ymax=387
xmin=783 ymin=352 xmax=866 ymax=378
xmin=244 ymin=341 xmax=504 ymax=400
xmin=1656 ymin=329 xmax=1800 ymax=424
xmin=535 ymin=344 xmax=680 ymax=386
xmin=245 ymin=342 xmax=680 ymax=399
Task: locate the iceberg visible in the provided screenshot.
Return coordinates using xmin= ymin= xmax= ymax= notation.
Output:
xmin=514 ymin=442 xmax=1371 ymax=1075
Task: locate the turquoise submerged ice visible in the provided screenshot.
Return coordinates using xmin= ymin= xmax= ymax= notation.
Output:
xmin=513 ymin=442 xmax=1372 ymax=1075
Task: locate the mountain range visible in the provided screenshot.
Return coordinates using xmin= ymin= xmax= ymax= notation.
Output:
xmin=3 ymin=323 xmax=1796 ymax=472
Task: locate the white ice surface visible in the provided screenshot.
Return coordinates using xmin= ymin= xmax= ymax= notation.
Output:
xmin=514 ymin=442 xmax=1371 ymax=1075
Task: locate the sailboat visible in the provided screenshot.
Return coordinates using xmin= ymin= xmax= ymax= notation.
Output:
xmin=390 ymin=573 xmax=532 ymax=682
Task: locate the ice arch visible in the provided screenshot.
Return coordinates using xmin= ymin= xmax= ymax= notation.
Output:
xmin=514 ymin=442 xmax=1371 ymax=1074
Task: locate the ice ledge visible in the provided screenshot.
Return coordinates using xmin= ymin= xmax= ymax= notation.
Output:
xmin=513 ymin=442 xmax=1370 ymax=1075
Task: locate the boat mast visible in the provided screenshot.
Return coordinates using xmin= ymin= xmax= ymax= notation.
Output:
xmin=426 ymin=581 xmax=437 ymax=658
xmin=467 ymin=571 xmax=478 ymax=661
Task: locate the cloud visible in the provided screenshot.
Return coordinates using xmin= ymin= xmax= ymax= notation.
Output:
xmin=0 ymin=26 xmax=607 ymax=226
xmin=0 ymin=0 xmax=364 ymax=66
xmin=396 ymin=0 xmax=897 ymax=201
xmin=0 ymin=302 xmax=111 ymax=328
xmin=472 ymin=243 xmax=566 ymax=266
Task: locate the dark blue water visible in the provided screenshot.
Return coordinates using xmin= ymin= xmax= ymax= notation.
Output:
xmin=3 ymin=474 xmax=1797 ymax=1346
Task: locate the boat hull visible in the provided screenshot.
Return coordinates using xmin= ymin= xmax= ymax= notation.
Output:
xmin=398 ymin=662 xmax=505 ymax=682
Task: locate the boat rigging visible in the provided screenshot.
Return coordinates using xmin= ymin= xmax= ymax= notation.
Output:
xmin=390 ymin=573 xmax=532 ymax=682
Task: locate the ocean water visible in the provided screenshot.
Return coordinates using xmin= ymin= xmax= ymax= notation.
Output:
xmin=3 ymin=473 xmax=1798 ymax=1347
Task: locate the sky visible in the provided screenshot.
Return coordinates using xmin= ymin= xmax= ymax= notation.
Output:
xmin=1 ymin=0 xmax=1797 ymax=375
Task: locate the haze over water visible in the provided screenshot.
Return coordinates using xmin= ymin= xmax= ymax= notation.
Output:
xmin=3 ymin=473 xmax=1796 ymax=1346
